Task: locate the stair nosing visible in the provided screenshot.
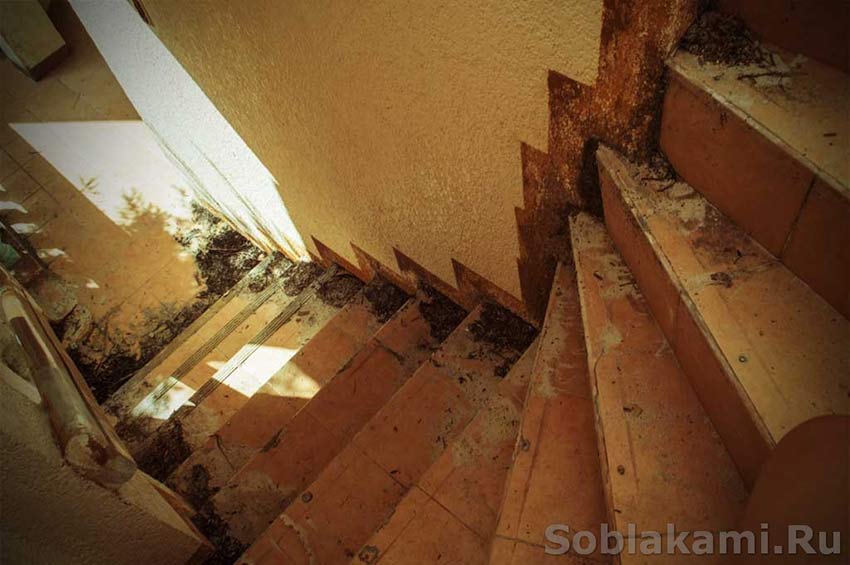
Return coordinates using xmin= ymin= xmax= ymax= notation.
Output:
xmin=238 ymin=302 xmax=536 ymax=562
xmin=107 ymin=253 xmax=286 ymax=412
xmin=667 ymin=49 xmax=850 ymax=199
xmin=168 ymin=290 xmax=418 ymax=502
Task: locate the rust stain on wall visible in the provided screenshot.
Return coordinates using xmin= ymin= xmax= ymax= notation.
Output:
xmin=516 ymin=0 xmax=698 ymax=322
xmin=313 ymin=0 xmax=698 ymax=326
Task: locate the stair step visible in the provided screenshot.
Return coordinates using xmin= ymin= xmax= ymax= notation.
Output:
xmin=239 ymin=303 xmax=536 ymax=565
xmin=571 ymin=212 xmax=747 ymax=557
xmin=662 ymin=44 xmax=850 ymax=317
xmin=355 ymin=338 xmax=536 ymax=565
xmin=193 ymin=290 xmax=435 ymax=545
xmin=133 ymin=268 xmax=363 ymax=480
xmin=598 ymin=145 xmax=850 ymax=485
xmin=715 ymin=1 xmax=849 ymax=73
xmin=490 ymin=262 xmax=607 ymax=564
xmin=107 ymin=256 xmax=302 ymax=440
xmin=168 ymin=279 xmax=409 ymax=506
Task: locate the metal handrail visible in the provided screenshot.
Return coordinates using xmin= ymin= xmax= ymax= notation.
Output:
xmin=0 ymin=267 xmax=136 ymax=487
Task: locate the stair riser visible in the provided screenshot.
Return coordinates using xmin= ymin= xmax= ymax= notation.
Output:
xmin=600 ymin=164 xmax=772 ymax=487
xmin=661 ymin=70 xmax=850 ymax=318
xmin=210 ymin=299 xmax=434 ymax=544
xmin=134 ymin=293 xmax=347 ymax=481
xmin=361 ymin=391 xmax=528 ymax=563
xmin=241 ymin=305 xmax=534 ymax=564
xmin=167 ymin=296 xmax=389 ymax=503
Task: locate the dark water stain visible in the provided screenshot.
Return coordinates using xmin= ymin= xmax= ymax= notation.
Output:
xmin=184 ymin=464 xmax=219 ymax=509
xmin=191 ymin=505 xmax=248 ymax=565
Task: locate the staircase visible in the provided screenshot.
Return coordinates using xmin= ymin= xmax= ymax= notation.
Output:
xmin=107 ymin=251 xmax=539 ymax=563
xmin=96 ymin=7 xmax=848 ymax=565
xmin=488 ymin=8 xmax=848 ymax=563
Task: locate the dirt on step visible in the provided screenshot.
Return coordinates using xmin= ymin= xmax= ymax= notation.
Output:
xmin=112 ymin=416 xmax=152 ymax=446
xmin=317 ymin=272 xmax=363 ymax=307
xmin=680 ymin=11 xmax=771 ymax=67
xmin=418 ymin=285 xmax=467 ymax=343
xmin=62 ymin=298 xmax=209 ymax=403
xmin=184 ymin=464 xmax=218 ymax=509
xmin=363 ymin=279 xmax=409 ymax=322
xmin=135 ymin=419 xmax=192 ymax=483
xmin=282 ymin=262 xmax=324 ymax=296
xmin=469 ymin=302 xmax=537 ymax=354
xmin=641 ymin=152 xmax=677 ymax=183
xmin=247 ymin=254 xmax=292 ymax=293
xmin=192 ymin=506 xmax=248 ymax=565
xmin=56 ymin=203 xmax=267 ymax=404
xmin=176 ymin=203 xmax=264 ymax=298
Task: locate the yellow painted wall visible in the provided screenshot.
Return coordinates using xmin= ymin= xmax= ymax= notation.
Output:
xmin=144 ymin=1 xmax=603 ymax=300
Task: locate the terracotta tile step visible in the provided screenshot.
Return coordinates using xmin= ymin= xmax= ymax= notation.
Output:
xmin=132 ymin=269 xmax=366 ymax=480
xmin=490 ymin=262 xmax=609 ymax=564
xmin=118 ymin=282 xmax=311 ymax=456
xmin=167 ymin=280 xmax=410 ymax=508
xmin=662 ymin=45 xmax=850 ymax=317
xmin=597 ymin=145 xmax=850 ymax=486
xmin=571 ymin=212 xmax=747 ymax=563
xmin=238 ymin=303 xmax=537 ymax=565
xmin=106 ymin=255 xmax=298 ymax=435
xmin=202 ymin=293 xmax=452 ymax=548
xmin=354 ymin=338 xmax=536 ymax=565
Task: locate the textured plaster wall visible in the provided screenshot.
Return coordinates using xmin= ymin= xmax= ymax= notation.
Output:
xmin=92 ymin=0 xmax=602 ymax=301
xmin=70 ymin=0 xmax=309 ymax=260
xmin=0 ymin=366 xmax=203 ymax=564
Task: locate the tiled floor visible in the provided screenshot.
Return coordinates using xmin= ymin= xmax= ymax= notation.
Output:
xmin=0 ymin=3 xmax=206 ymax=396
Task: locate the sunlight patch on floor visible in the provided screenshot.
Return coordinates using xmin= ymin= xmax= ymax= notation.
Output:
xmin=11 ymin=120 xmax=192 ymax=234
xmin=131 ymin=375 xmax=197 ymax=422
xmin=213 ymin=344 xmax=315 ymax=399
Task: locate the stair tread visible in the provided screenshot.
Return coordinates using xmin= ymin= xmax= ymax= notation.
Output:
xmin=168 ymin=280 xmax=408 ymax=506
xmin=117 ymin=283 xmax=307 ymax=453
xmin=663 ymin=46 xmax=850 ymax=320
xmin=355 ymin=338 xmax=536 ymax=565
xmin=490 ymin=262 xmax=608 ymax=564
xmin=571 ymin=212 xmax=747 ymax=539
xmin=202 ymin=292 xmax=438 ymax=545
xmin=598 ymin=145 xmax=850 ymax=480
xmin=107 ymin=257 xmax=304 ymax=440
xmin=132 ymin=268 xmax=363 ymax=480
xmin=239 ymin=303 xmax=535 ymax=565
xmin=669 ymin=45 xmax=850 ymax=193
